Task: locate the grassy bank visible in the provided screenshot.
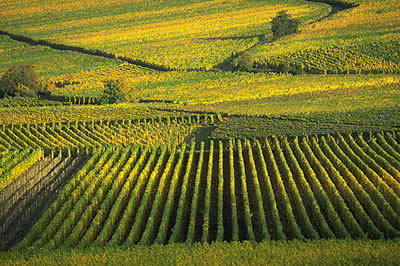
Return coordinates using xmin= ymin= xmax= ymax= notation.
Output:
xmin=1 ymin=239 xmax=399 ymax=265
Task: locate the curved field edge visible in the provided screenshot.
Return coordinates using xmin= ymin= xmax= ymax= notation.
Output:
xmin=1 ymin=239 xmax=400 ymax=265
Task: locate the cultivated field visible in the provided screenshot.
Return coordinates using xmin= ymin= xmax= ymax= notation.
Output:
xmin=0 ymin=0 xmax=400 ymax=264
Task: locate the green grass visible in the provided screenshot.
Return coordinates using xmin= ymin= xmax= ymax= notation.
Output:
xmin=1 ymin=240 xmax=399 ymax=265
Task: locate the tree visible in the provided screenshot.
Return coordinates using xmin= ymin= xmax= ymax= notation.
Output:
xmin=237 ymin=51 xmax=254 ymax=71
xmin=0 ymin=65 xmax=42 ymax=98
xmin=100 ymin=79 xmax=127 ymax=104
xmin=271 ymin=11 xmax=300 ymax=39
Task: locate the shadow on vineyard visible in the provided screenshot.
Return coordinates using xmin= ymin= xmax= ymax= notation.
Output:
xmin=183 ymin=125 xmax=217 ymax=150
xmin=0 ymin=154 xmax=87 ymax=251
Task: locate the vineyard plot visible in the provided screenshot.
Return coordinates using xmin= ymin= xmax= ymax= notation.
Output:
xmin=10 ymin=133 xmax=400 ymax=249
xmin=255 ymin=42 xmax=400 ymax=75
xmin=0 ymin=114 xmax=218 ymax=153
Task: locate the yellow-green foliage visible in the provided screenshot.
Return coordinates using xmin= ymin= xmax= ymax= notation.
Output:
xmin=0 ymin=0 xmax=328 ymax=70
xmin=251 ymin=0 xmax=400 ymax=68
xmin=256 ymin=41 xmax=400 ymax=74
xmin=131 ymin=73 xmax=400 ymax=104
xmin=0 ymin=148 xmax=42 ymax=191
xmin=12 ymin=134 xmax=400 ymax=249
xmin=0 ymin=104 xmax=192 ymax=125
xmin=0 ymin=116 xmax=209 ymax=151
xmin=48 ymin=63 xmax=156 ymax=97
xmin=179 ymin=82 xmax=400 ymax=117
xmin=47 ymin=66 xmax=400 ymax=105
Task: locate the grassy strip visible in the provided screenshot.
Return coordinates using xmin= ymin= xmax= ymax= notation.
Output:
xmin=1 ymin=240 xmax=399 ymax=265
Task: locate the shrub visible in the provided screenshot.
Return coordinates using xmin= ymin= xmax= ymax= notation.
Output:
xmin=271 ymin=11 xmax=300 ymax=39
xmin=0 ymin=65 xmax=42 ymax=98
xmin=100 ymin=79 xmax=128 ymax=104
xmin=237 ymin=51 xmax=254 ymax=71
xmin=276 ymin=62 xmax=305 ymax=74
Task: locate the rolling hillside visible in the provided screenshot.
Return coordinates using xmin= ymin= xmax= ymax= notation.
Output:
xmin=0 ymin=0 xmax=399 ymax=264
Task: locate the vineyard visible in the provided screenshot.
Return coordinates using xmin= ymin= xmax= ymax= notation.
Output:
xmin=0 ymin=114 xmax=217 ymax=153
xmin=0 ymin=149 xmax=42 ymax=191
xmin=1 ymin=0 xmax=400 ymax=263
xmin=0 ymin=152 xmax=87 ymax=250
xmin=255 ymin=41 xmax=400 ymax=74
xmin=0 ymin=105 xmax=199 ymax=125
xmin=2 ymin=0 xmax=398 ymax=73
xmin=45 ymin=70 xmax=400 ymax=105
xmin=1 ymin=132 xmax=397 ymax=251
xmin=0 ymin=35 xmax=120 ymax=78
xmin=0 ymin=0 xmax=328 ymax=71
xmin=210 ymin=107 xmax=400 ymax=139
xmin=251 ymin=0 xmax=400 ymax=70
